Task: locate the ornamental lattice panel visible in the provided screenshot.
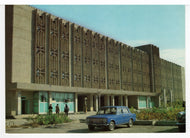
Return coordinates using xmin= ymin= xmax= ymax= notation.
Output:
xmin=107 ymin=39 xmax=115 ymax=90
xmin=92 ymin=33 xmax=100 ymax=88
xmin=60 ymin=21 xmax=69 ymax=86
xmin=73 ymin=26 xmax=82 ymax=87
xmin=34 ymin=12 xmax=46 ymax=84
xmin=99 ymin=37 xmax=106 ymax=89
xmin=83 ymin=30 xmax=92 ymax=88
xmin=48 ymin=18 xmax=59 ymax=85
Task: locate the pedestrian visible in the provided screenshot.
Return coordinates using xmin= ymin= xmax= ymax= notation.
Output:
xmin=56 ymin=104 xmax=60 ymax=115
xmin=48 ymin=104 xmax=53 ymax=115
xmin=64 ymin=104 xmax=69 ymax=116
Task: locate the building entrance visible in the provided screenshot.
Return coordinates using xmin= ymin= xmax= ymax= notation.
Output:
xmin=78 ymin=95 xmax=86 ymax=112
xmin=114 ymin=96 xmax=119 ymax=106
xmin=21 ymin=97 xmax=29 ymax=114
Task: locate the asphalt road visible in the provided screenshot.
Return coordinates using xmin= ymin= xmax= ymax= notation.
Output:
xmin=6 ymin=122 xmax=182 ymax=133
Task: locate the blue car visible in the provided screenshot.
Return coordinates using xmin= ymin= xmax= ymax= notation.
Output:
xmin=86 ymin=106 xmax=136 ymax=131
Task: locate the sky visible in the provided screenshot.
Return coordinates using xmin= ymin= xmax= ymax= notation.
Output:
xmin=31 ymin=5 xmax=185 ymax=67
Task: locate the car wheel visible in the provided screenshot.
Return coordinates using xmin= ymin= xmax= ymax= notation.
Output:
xmin=88 ymin=125 xmax=95 ymax=131
xmin=127 ymin=119 xmax=133 ymax=128
xmin=108 ymin=121 xmax=115 ymax=131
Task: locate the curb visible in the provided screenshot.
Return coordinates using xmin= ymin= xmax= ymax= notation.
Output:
xmin=134 ymin=120 xmax=177 ymax=126
xmin=79 ymin=119 xmax=177 ymax=126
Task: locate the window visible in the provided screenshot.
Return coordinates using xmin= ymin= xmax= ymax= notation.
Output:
xmin=62 ymin=52 xmax=65 ymax=58
xmin=122 ymin=107 xmax=129 ymax=114
xmin=50 ymin=50 xmax=54 ymax=56
xmin=50 ymin=30 xmax=54 ymax=35
xmin=52 ymin=92 xmax=56 ymax=101
xmin=74 ymin=74 xmax=77 ymax=80
xmin=37 ymin=26 xmax=41 ymax=32
xmin=61 ymin=33 xmax=65 ymax=38
xmin=62 ymin=73 xmax=65 ymax=79
xmin=40 ymin=92 xmax=48 ymax=102
xmin=84 ymin=75 xmax=87 ymax=81
xmin=50 ymin=72 xmax=54 ymax=78
xmin=36 ymin=69 xmax=40 ymax=76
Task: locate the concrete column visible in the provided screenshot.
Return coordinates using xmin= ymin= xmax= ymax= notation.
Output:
xmin=90 ymin=94 xmax=93 ymax=111
xmin=163 ymin=89 xmax=167 ymax=107
xmin=95 ymin=95 xmax=99 ymax=111
xmin=46 ymin=15 xmax=50 ymax=84
xmin=105 ymin=37 xmax=108 ymax=89
xmin=137 ymin=96 xmax=139 ymax=110
xmin=111 ymin=95 xmax=115 ymax=106
xmin=140 ymin=52 xmax=144 ymax=91
xmin=48 ymin=91 xmax=52 ymax=104
xmin=170 ymin=89 xmax=173 ymax=106
xmin=159 ymin=95 xmax=161 ymax=107
xmin=123 ymin=95 xmax=128 ymax=107
xmin=146 ymin=96 xmax=150 ymax=108
xmin=104 ymin=95 xmax=110 ymax=106
xmin=81 ymin=27 xmax=84 ymax=87
xmin=150 ymin=46 xmax=155 ymax=92
xmin=58 ymin=19 xmax=61 ymax=85
xmin=75 ymin=93 xmax=78 ymax=113
xmin=119 ymin=44 xmax=122 ymax=89
xmin=130 ymin=48 xmax=134 ymax=91
xmin=69 ymin=23 xmax=74 ymax=87
xmin=17 ymin=91 xmax=21 ymax=115
xmin=119 ymin=95 xmax=123 ymax=106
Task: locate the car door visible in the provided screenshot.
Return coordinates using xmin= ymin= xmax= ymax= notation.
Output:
xmin=122 ymin=107 xmax=131 ymax=123
xmin=115 ymin=107 xmax=124 ymax=125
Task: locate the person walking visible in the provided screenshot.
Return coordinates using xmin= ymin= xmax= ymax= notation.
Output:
xmin=64 ymin=104 xmax=69 ymax=116
xmin=56 ymin=104 xmax=60 ymax=115
xmin=48 ymin=104 xmax=53 ymax=115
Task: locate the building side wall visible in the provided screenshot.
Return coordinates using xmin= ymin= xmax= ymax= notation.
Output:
xmin=181 ymin=67 xmax=185 ymax=101
xmin=12 ymin=5 xmax=34 ymax=83
xmin=172 ymin=64 xmax=183 ymax=101
xmin=161 ymin=59 xmax=184 ymax=102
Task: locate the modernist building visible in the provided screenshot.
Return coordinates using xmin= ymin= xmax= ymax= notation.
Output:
xmin=5 ymin=5 xmax=185 ymax=116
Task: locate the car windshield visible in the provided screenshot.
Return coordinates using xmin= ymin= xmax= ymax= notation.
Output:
xmin=97 ymin=107 xmax=117 ymax=115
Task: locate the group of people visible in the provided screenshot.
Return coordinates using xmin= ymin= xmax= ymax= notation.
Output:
xmin=48 ymin=103 xmax=69 ymax=116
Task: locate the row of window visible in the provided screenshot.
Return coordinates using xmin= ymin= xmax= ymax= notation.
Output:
xmin=39 ymin=91 xmax=75 ymax=103
xmin=109 ymin=79 xmax=120 ymax=85
xmin=74 ymin=55 xmax=105 ymax=67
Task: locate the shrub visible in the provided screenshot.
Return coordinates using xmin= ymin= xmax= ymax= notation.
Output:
xmin=134 ymin=106 xmax=184 ymax=121
xmin=27 ymin=113 xmax=72 ymax=125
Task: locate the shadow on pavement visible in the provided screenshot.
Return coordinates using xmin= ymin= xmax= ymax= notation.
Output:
xmin=67 ymin=129 xmax=90 ymax=133
xmin=67 ymin=126 xmax=127 ymax=133
xmin=156 ymin=128 xmax=181 ymax=133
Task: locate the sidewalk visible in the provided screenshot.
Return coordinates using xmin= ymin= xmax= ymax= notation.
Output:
xmin=6 ymin=111 xmax=97 ymax=127
xmin=6 ymin=112 xmax=178 ymax=127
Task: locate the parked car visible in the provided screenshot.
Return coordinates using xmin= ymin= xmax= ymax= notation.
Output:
xmin=176 ymin=111 xmax=185 ymax=132
xmin=86 ymin=106 xmax=136 ymax=131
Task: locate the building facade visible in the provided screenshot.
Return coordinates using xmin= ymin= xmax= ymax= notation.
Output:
xmin=5 ymin=5 xmax=185 ymax=116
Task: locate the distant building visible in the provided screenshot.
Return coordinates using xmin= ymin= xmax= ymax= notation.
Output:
xmin=5 ymin=5 xmax=185 ymax=116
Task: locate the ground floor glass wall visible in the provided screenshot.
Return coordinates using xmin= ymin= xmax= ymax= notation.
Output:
xmin=33 ymin=91 xmax=74 ymax=114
